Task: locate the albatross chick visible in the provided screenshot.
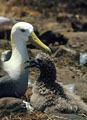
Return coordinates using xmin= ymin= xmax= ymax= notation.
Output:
xmin=27 ymin=53 xmax=87 ymax=114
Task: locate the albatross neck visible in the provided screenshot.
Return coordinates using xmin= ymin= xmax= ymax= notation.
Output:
xmin=10 ymin=38 xmax=29 ymax=63
xmin=5 ymin=37 xmax=29 ymax=79
xmin=3 ymin=35 xmax=29 ymax=82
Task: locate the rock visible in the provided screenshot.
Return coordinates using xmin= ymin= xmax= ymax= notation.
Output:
xmin=0 ymin=97 xmax=33 ymax=117
xmin=71 ymin=21 xmax=87 ymax=32
xmin=80 ymin=52 xmax=87 ymax=65
xmin=62 ymin=32 xmax=87 ymax=50
xmin=52 ymin=45 xmax=79 ymax=66
xmin=74 ymin=82 xmax=87 ymax=103
xmin=0 ymin=16 xmax=17 ymax=40
xmin=53 ymin=45 xmax=76 ymax=58
xmin=56 ymin=13 xmax=80 ymax=23
xmin=40 ymin=31 xmax=68 ymax=45
xmin=57 ymin=67 xmax=77 ymax=84
xmin=0 ymin=16 xmax=15 ymax=23
xmin=56 ymin=13 xmax=71 ymax=22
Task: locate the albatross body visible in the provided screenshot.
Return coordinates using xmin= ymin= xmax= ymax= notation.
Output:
xmin=0 ymin=22 xmax=51 ymax=97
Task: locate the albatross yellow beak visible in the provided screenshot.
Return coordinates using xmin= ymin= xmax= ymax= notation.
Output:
xmin=28 ymin=32 xmax=52 ymax=54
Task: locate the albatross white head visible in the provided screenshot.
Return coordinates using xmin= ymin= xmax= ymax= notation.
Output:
xmin=4 ymin=22 xmax=51 ymax=79
xmin=11 ymin=22 xmax=51 ymax=54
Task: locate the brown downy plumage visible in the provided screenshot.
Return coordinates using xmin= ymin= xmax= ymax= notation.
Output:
xmin=30 ymin=52 xmax=87 ymax=114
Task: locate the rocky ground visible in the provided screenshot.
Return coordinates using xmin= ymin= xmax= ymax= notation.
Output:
xmin=0 ymin=0 xmax=87 ymax=119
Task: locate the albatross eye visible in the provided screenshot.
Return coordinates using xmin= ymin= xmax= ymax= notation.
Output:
xmin=20 ymin=29 xmax=25 ymax=32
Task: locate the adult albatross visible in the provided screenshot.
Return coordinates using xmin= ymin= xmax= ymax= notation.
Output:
xmin=0 ymin=22 xmax=51 ymax=98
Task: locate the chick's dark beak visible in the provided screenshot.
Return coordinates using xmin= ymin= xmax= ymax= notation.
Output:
xmin=24 ymin=58 xmax=39 ymax=69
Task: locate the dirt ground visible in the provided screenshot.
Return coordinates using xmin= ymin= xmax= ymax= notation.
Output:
xmin=0 ymin=0 xmax=87 ymax=119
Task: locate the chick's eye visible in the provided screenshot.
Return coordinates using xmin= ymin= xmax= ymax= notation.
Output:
xmin=37 ymin=59 xmax=42 ymax=63
xmin=20 ymin=29 xmax=25 ymax=32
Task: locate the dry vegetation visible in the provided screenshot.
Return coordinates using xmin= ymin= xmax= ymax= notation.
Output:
xmin=1 ymin=112 xmax=68 ymax=120
xmin=1 ymin=112 xmax=48 ymax=120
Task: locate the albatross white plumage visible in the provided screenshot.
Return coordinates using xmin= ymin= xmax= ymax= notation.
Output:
xmin=0 ymin=22 xmax=51 ymax=97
